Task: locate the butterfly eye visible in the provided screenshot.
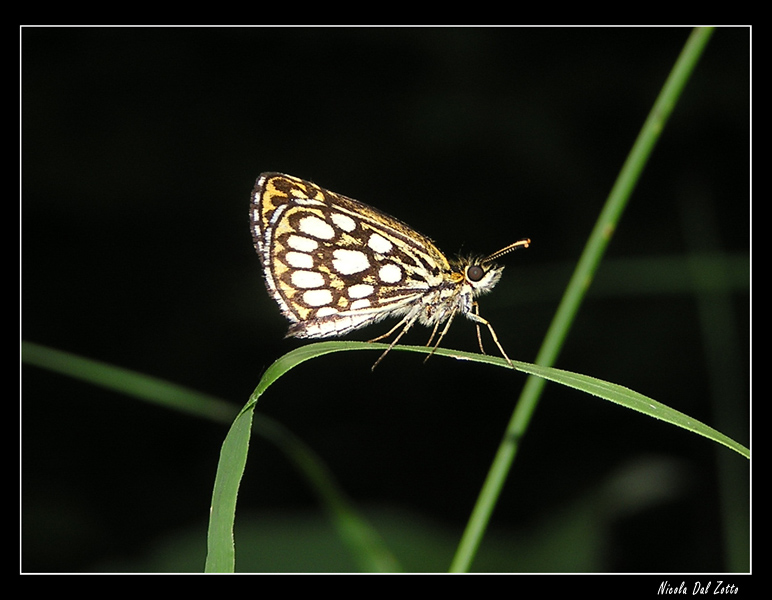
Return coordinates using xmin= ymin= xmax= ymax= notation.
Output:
xmin=466 ymin=265 xmax=485 ymax=282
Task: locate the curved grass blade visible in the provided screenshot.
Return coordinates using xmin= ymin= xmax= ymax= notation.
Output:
xmin=358 ymin=341 xmax=748 ymax=458
xmin=205 ymin=340 xmax=401 ymax=573
xmin=20 ymin=341 xmax=399 ymax=573
xmin=21 ymin=340 xmax=238 ymax=424
xmin=513 ymin=362 xmax=749 ymax=459
xmin=208 ymin=339 xmax=746 ymax=571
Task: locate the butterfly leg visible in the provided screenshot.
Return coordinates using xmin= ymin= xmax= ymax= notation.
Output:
xmin=467 ymin=306 xmax=514 ymax=368
xmin=423 ymin=319 xmax=442 ymax=349
xmin=472 ymin=303 xmax=487 ymax=355
xmin=368 ymin=318 xmax=407 ymax=344
xmin=423 ymin=313 xmax=456 ymax=363
xmin=369 ymin=314 xmax=420 ymax=370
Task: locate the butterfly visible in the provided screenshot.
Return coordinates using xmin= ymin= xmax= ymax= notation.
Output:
xmin=250 ymin=173 xmax=529 ymax=369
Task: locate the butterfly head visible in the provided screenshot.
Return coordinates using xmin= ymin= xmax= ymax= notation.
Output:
xmin=459 ymin=238 xmax=531 ymax=296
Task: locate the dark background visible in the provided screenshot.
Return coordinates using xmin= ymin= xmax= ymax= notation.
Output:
xmin=22 ymin=27 xmax=749 ymax=573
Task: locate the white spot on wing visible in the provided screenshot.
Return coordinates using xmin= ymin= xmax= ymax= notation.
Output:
xmin=330 ymin=212 xmax=357 ymax=232
xmin=298 ymin=216 xmax=335 ymax=240
xmin=332 ymin=249 xmax=370 ymax=275
xmin=285 ymin=251 xmax=314 ymax=269
xmin=378 ymin=263 xmax=402 ymax=283
xmin=303 ymin=289 xmax=333 ymax=307
xmin=287 ymin=235 xmax=318 ymax=252
xmin=350 ymin=299 xmax=371 ymax=310
xmin=348 ymin=284 xmax=374 ymax=299
xmin=368 ymin=233 xmax=393 ymax=254
xmin=291 ymin=270 xmax=325 ymax=289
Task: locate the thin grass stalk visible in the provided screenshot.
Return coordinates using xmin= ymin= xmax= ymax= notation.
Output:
xmin=449 ymin=27 xmax=716 ymax=573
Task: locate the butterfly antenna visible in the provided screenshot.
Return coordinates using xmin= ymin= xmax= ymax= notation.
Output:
xmin=483 ymin=238 xmax=531 ymax=264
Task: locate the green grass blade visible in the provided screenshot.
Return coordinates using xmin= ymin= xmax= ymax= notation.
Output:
xmin=206 ymin=339 xmax=746 ymax=572
xmin=21 ymin=340 xmax=399 ymax=573
xmin=241 ymin=339 xmax=750 ymax=460
xmin=205 ymin=341 xmax=401 ymax=573
xmin=348 ymin=341 xmax=747 ymax=458
xmin=450 ymin=26 xmax=718 ymax=573
xmin=23 ymin=324 xmax=748 ymax=573
xmin=254 ymin=417 xmax=402 ymax=572
xmin=514 ymin=362 xmax=748 ymax=459
xmin=206 ymin=406 xmax=254 ymax=572
xmin=21 ymin=340 xmax=239 ymax=424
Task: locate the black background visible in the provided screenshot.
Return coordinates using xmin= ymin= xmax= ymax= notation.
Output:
xmin=22 ymin=26 xmax=749 ymax=573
